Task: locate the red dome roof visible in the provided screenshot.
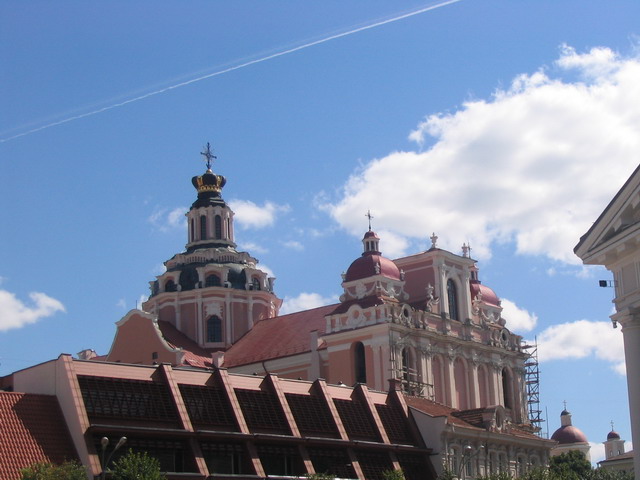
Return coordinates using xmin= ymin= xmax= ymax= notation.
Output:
xmin=551 ymin=425 xmax=588 ymax=444
xmin=470 ymin=281 xmax=500 ymax=307
xmin=607 ymin=430 xmax=621 ymax=440
xmin=345 ymin=254 xmax=401 ymax=282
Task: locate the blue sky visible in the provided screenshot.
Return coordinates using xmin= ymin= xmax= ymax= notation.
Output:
xmin=1 ymin=0 xmax=639 ymax=464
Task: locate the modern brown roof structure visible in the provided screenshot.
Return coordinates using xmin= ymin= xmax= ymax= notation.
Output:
xmin=0 ymin=392 xmax=78 ymax=479
xmin=2 ymin=355 xmax=436 ymax=480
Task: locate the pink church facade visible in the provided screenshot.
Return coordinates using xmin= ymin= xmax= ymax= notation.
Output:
xmin=100 ymin=147 xmax=552 ymax=477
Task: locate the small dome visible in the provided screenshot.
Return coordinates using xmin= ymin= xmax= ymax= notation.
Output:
xmin=470 ymin=281 xmax=500 ymax=307
xmin=345 ymin=254 xmax=401 ymax=282
xmin=607 ymin=430 xmax=621 ymax=440
xmin=363 ymin=230 xmax=379 ymax=239
xmin=551 ymin=425 xmax=588 ymax=444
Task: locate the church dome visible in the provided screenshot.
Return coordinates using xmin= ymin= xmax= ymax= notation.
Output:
xmin=345 ymin=254 xmax=401 ymax=282
xmin=344 ymin=229 xmax=401 ymax=282
xmin=470 ymin=281 xmax=500 ymax=307
xmin=551 ymin=425 xmax=588 ymax=444
xmin=607 ymin=430 xmax=621 ymax=440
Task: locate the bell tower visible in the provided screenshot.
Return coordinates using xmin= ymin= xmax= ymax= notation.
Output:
xmin=142 ymin=143 xmax=282 ymax=349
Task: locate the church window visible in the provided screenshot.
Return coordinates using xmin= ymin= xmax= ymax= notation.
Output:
xmin=200 ymin=215 xmax=207 ymax=240
xmin=165 ymin=279 xmax=177 ymax=292
xmin=502 ymin=368 xmax=513 ymax=409
xmin=447 ymin=279 xmax=459 ymax=320
xmin=454 ymin=357 xmax=469 ymax=410
xmin=354 ymin=342 xmax=366 ymax=384
xmin=252 ymin=277 xmax=261 ymax=291
xmin=205 ymin=274 xmax=221 ymax=287
xmin=215 ymin=215 xmax=222 ymax=239
xmin=401 ymin=348 xmax=410 ymax=381
xmin=207 ymin=316 xmax=222 ymax=343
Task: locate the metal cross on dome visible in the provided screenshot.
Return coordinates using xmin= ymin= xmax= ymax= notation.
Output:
xmin=365 ymin=210 xmax=374 ymax=231
xmin=200 ymin=142 xmax=217 ymax=170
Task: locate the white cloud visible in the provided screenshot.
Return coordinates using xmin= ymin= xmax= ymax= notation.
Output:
xmin=149 ymin=206 xmax=187 ymax=231
xmin=501 ymin=298 xmax=538 ymax=332
xmin=0 ymin=289 xmax=66 ymax=331
xmin=116 ymin=298 xmax=126 ymax=309
xmin=282 ymin=240 xmax=304 ymax=251
xmin=325 ymin=46 xmax=640 ymax=265
xmin=237 ymin=241 xmax=268 ymax=254
xmin=280 ymin=292 xmax=339 ymax=315
xmin=257 ymin=263 xmax=275 ymax=278
xmin=533 ymin=319 xmax=625 ymax=374
xmin=230 ymin=199 xmax=289 ymax=229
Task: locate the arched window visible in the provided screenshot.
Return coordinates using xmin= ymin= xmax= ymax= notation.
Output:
xmin=502 ymin=368 xmax=513 ymax=409
xmin=447 ymin=279 xmax=459 ymax=320
xmin=215 ymin=215 xmax=222 ymax=239
xmin=252 ymin=277 xmax=261 ymax=291
xmin=207 ymin=316 xmax=222 ymax=343
xmin=354 ymin=342 xmax=366 ymax=384
xmin=454 ymin=357 xmax=469 ymax=410
xmin=432 ymin=355 xmax=445 ymax=404
xmin=401 ymin=348 xmax=410 ymax=381
xmin=200 ymin=215 xmax=207 ymax=240
xmin=205 ymin=274 xmax=221 ymax=287
xmin=165 ymin=279 xmax=177 ymax=292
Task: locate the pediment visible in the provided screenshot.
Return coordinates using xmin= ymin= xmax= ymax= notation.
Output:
xmin=575 ymin=164 xmax=640 ymax=265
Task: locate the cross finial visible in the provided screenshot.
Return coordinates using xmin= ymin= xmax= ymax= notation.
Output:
xmin=365 ymin=210 xmax=374 ymax=231
xmin=563 ymin=400 xmax=567 ymax=411
xmin=200 ymin=142 xmax=217 ymax=170
xmin=611 ymin=420 xmax=615 ymax=431
xmin=430 ymin=232 xmax=438 ymax=249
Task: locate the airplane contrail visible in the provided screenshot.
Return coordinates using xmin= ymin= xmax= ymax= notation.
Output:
xmin=1 ymin=0 xmax=462 ymax=143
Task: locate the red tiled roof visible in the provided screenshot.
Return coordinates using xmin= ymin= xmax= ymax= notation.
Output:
xmin=0 ymin=392 xmax=78 ymax=478
xmin=223 ymin=304 xmax=338 ymax=367
xmin=404 ymin=396 xmax=543 ymax=441
xmin=157 ymin=321 xmax=213 ymax=368
xmin=404 ymin=396 xmax=481 ymax=429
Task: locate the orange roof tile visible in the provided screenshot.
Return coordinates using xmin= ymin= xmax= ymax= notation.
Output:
xmin=223 ymin=304 xmax=338 ymax=367
xmin=157 ymin=321 xmax=213 ymax=368
xmin=0 ymin=392 xmax=78 ymax=479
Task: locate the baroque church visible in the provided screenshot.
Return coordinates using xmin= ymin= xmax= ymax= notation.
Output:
xmin=0 ymin=145 xmax=553 ymax=480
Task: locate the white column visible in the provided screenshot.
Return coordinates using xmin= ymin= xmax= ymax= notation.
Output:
xmin=616 ymin=310 xmax=640 ymax=475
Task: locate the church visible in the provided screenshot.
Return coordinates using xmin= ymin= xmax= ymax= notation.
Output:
xmin=0 ymin=145 xmax=553 ymax=479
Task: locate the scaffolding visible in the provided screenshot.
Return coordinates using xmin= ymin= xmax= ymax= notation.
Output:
xmin=522 ymin=340 xmax=543 ymax=435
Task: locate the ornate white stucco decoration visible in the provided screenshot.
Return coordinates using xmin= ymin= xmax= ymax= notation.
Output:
xmin=204 ymin=301 xmax=222 ymax=318
xmin=426 ymin=283 xmax=440 ymax=313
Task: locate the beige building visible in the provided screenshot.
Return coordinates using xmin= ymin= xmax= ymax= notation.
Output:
xmin=575 ymin=164 xmax=640 ymax=476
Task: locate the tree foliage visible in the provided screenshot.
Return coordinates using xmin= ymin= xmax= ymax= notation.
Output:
xmin=549 ymin=451 xmax=593 ymax=480
xmin=20 ymin=461 xmax=86 ymax=480
xmin=110 ymin=450 xmax=166 ymax=480
xmin=382 ymin=470 xmax=406 ymax=480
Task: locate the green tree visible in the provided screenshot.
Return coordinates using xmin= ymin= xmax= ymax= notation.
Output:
xmin=549 ymin=451 xmax=592 ymax=480
xmin=305 ymin=474 xmax=336 ymax=480
xmin=20 ymin=461 xmax=87 ymax=480
xmin=383 ymin=470 xmax=406 ymax=480
xmin=110 ymin=450 xmax=166 ymax=480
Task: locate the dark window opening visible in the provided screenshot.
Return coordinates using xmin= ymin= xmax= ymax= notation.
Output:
xmin=201 ymin=442 xmax=249 ymax=474
xmin=251 ymin=277 xmax=261 ymax=291
xmin=257 ymin=445 xmax=304 ymax=476
xmin=354 ymin=342 xmax=366 ymax=384
xmin=165 ymin=280 xmax=177 ymax=292
xmin=215 ymin=215 xmax=222 ymax=239
xmin=200 ymin=215 xmax=207 ymax=240
xmin=502 ymin=368 xmax=513 ymax=409
xmin=447 ymin=279 xmax=459 ymax=320
xmin=205 ymin=274 xmax=221 ymax=287
xmin=308 ymin=448 xmax=357 ymax=479
xmin=206 ymin=316 xmax=222 ymax=343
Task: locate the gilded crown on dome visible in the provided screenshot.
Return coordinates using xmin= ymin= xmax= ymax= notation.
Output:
xmin=192 ymin=142 xmax=227 ymax=194
xmin=192 ymin=171 xmax=227 ymax=193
